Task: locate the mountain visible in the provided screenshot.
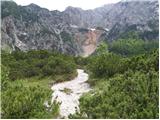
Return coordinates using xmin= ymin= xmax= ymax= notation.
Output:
xmin=1 ymin=0 xmax=159 ymax=56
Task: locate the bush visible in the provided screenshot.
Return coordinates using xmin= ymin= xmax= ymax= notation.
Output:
xmin=60 ymin=31 xmax=72 ymax=42
xmin=70 ymin=70 xmax=158 ymax=119
xmin=1 ymin=67 xmax=59 ymax=119
xmin=88 ymin=53 xmax=124 ymax=78
xmin=109 ymin=39 xmax=158 ymax=56
xmin=70 ymin=48 xmax=159 ymax=119
xmin=2 ymin=50 xmax=76 ymax=80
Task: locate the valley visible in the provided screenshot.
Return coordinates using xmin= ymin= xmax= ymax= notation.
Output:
xmin=1 ymin=0 xmax=159 ymax=119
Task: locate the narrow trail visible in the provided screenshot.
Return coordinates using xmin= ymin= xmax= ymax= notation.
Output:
xmin=51 ymin=69 xmax=91 ymax=118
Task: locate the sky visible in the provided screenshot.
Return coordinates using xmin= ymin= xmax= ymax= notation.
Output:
xmin=12 ymin=0 xmax=121 ymax=11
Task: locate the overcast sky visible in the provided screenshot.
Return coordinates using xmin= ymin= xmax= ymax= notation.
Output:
xmin=12 ymin=0 xmax=121 ymax=11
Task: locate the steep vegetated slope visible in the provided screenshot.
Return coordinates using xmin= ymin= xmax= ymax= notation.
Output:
xmin=70 ymin=46 xmax=159 ymax=119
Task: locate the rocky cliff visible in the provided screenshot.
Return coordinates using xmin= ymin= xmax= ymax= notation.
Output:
xmin=1 ymin=0 xmax=159 ymax=56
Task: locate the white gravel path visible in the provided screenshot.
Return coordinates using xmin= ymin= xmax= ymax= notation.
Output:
xmin=51 ymin=69 xmax=91 ymax=118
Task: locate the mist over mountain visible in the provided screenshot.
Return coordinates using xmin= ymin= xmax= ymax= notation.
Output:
xmin=1 ymin=0 xmax=159 ymax=56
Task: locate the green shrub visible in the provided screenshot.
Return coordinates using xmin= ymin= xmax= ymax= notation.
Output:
xmin=70 ymin=70 xmax=158 ymax=119
xmin=109 ymin=39 xmax=158 ymax=56
xmin=1 ymin=67 xmax=59 ymax=119
xmin=2 ymin=50 xmax=76 ymax=80
xmin=60 ymin=31 xmax=72 ymax=42
xmin=70 ymin=49 xmax=159 ymax=119
xmin=88 ymin=53 xmax=124 ymax=78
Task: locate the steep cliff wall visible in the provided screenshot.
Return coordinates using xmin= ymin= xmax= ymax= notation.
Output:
xmin=81 ymin=29 xmax=104 ymax=57
xmin=1 ymin=0 xmax=159 ymax=56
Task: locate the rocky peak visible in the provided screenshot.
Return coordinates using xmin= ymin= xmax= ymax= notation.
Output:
xmin=27 ymin=3 xmax=41 ymax=9
xmin=65 ymin=6 xmax=83 ymax=12
xmin=1 ymin=0 xmax=159 ymax=56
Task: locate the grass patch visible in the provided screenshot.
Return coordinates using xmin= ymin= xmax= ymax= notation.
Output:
xmin=60 ymin=88 xmax=73 ymax=95
xmin=53 ymin=70 xmax=78 ymax=83
xmin=11 ymin=71 xmax=78 ymax=91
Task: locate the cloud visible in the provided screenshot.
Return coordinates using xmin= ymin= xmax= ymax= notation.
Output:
xmin=13 ymin=0 xmax=120 ymax=11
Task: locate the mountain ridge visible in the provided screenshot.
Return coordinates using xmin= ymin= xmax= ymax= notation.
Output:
xmin=1 ymin=0 xmax=159 ymax=56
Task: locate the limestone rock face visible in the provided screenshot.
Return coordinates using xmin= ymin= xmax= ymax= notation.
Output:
xmin=1 ymin=0 xmax=159 ymax=56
